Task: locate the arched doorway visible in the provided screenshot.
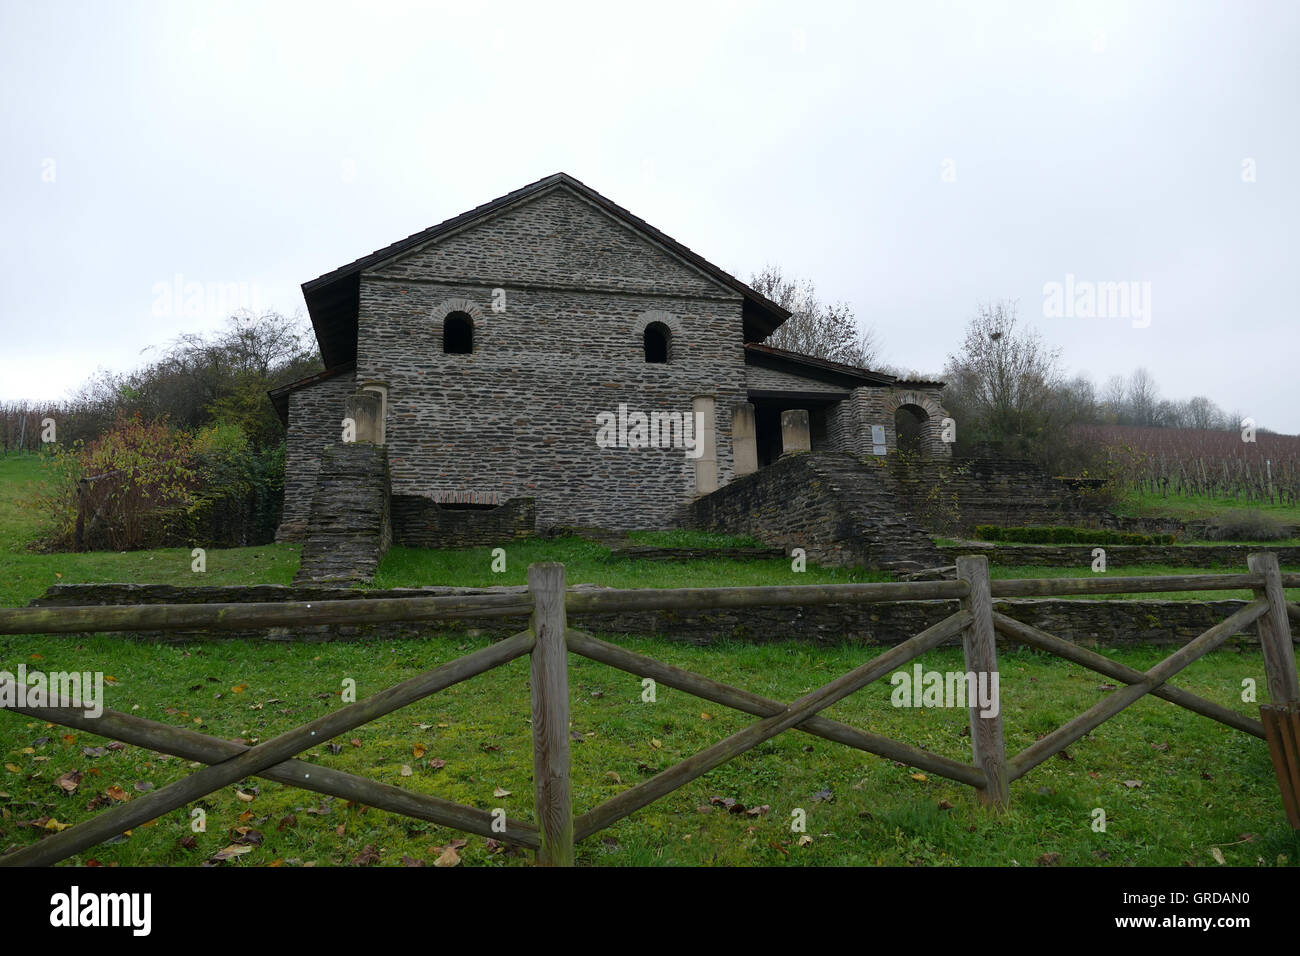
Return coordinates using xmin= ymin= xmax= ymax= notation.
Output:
xmin=894 ymin=403 xmax=929 ymax=454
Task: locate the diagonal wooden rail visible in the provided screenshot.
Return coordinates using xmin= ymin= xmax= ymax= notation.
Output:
xmin=572 ymin=609 xmax=974 ymax=841
xmin=0 ymin=630 xmax=536 ymax=866
xmin=0 ymin=677 xmax=542 ymax=849
xmin=1 ymin=553 xmax=1296 ymax=865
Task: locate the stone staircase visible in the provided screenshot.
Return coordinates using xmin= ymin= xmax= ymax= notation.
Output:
xmin=293 ymin=443 xmax=392 ymax=585
xmin=687 ymin=452 xmax=947 ymax=572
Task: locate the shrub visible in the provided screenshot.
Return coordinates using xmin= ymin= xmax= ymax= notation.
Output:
xmin=1204 ymin=510 xmax=1288 ymax=542
xmin=33 ymin=418 xmax=284 ymax=551
xmin=34 ymin=415 xmax=195 ymax=551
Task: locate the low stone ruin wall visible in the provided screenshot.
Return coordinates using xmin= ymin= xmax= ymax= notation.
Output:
xmin=941 ymin=543 xmax=1300 ymax=569
xmin=392 ymin=495 xmax=536 ymax=549
xmin=29 ymin=583 xmax=1282 ymax=650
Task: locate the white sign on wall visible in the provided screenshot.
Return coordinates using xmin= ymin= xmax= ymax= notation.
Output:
xmin=871 ymin=424 xmax=886 ymax=456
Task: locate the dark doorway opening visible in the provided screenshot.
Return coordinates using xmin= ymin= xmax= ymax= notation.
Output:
xmin=750 ymin=395 xmax=837 ymax=468
xmin=895 ymin=403 xmax=929 ymax=454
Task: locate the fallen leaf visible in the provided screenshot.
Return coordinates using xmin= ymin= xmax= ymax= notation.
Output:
xmin=133 ymin=780 xmax=154 ymax=793
xmin=650 ymin=739 xmax=663 ymax=750
xmin=55 ymin=771 xmax=82 ymax=794
xmin=44 ymin=818 xmax=74 ymax=831
xmin=1210 ymin=847 xmax=1226 ymax=865
xmin=400 ymin=765 xmax=413 ymax=777
xmin=352 ymin=845 xmax=381 ymax=866
xmin=700 ymin=713 xmax=712 ymax=721
xmin=909 ymin=773 xmax=927 ymax=782
xmin=429 ymin=758 xmax=446 ymax=770
xmin=413 ymin=744 xmax=427 ymax=759
xmin=813 ymin=788 xmax=835 ymax=802
xmin=105 ymin=785 xmax=129 ymax=802
xmin=234 ymin=788 xmax=256 ymax=802
xmin=1122 ymin=779 xmax=1142 ymax=789
xmin=432 ymin=846 xmax=460 ymax=867
xmin=938 ymin=799 xmax=954 ymax=810
xmin=493 ymin=786 xmax=511 ymax=797
xmin=1036 ymin=852 xmax=1061 ymax=866
xmin=605 ymin=771 xmax=622 ymax=784
xmin=211 ymin=845 xmax=252 ymax=862
xmin=797 ymin=835 xmax=813 ymax=847
xmin=277 ymin=814 xmax=297 ymax=831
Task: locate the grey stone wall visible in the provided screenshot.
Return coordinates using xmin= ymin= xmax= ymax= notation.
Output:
xmin=279 ymin=370 xmax=356 ymax=541
xmin=687 ymin=452 xmax=945 ymax=570
xmin=354 ymin=188 xmax=751 ymax=530
xmin=886 ymin=457 xmax=1107 ymax=531
xmin=392 ymin=495 xmax=536 ymax=549
xmin=293 ymin=443 xmax=391 ymax=585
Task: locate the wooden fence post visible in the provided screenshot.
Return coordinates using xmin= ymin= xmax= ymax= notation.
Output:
xmin=1248 ymin=553 xmax=1300 ymax=706
xmin=1248 ymin=552 xmax=1300 ymax=829
xmin=528 ymin=562 xmax=574 ymax=866
xmin=957 ymin=555 xmax=1009 ymax=807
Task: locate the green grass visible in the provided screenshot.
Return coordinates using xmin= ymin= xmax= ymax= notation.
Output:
xmin=1112 ymin=488 xmax=1300 ymax=525
xmin=0 ymin=631 xmax=1294 ymax=866
xmin=373 ymin=538 xmax=891 ymax=591
xmin=2 ymin=451 xmax=1298 ymax=866
xmin=623 ymin=529 xmax=765 ymax=549
xmin=0 ymin=454 xmax=298 ymax=609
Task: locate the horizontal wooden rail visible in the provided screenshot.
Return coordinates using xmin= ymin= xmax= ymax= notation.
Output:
xmin=565 ymin=579 xmax=970 ymax=613
xmin=0 ymin=680 xmax=541 ymax=849
xmin=991 ymin=612 xmax=1265 ymax=739
xmin=4 ymin=573 xmax=1294 ymax=639
xmin=0 ymin=630 xmax=536 ymax=866
xmin=1006 ymin=599 xmax=1270 ymax=780
xmin=565 ymin=626 xmax=986 ymax=795
xmin=573 ymin=610 xmax=972 ymax=841
xmin=989 ymin=573 xmax=1266 ymax=598
xmin=0 ymin=592 xmax=534 ymax=635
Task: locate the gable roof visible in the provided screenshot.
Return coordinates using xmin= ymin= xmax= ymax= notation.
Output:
xmin=743 ymin=342 xmax=900 ymax=388
xmin=302 ymin=172 xmax=793 ymax=368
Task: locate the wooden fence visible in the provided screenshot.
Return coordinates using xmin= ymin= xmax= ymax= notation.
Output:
xmin=1 ymin=553 xmax=1298 ymax=866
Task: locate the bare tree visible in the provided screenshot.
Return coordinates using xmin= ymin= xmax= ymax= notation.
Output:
xmin=1125 ymin=367 xmax=1161 ymax=426
xmin=941 ymin=300 xmax=1072 ymax=463
xmin=749 ymin=265 xmax=881 ymax=369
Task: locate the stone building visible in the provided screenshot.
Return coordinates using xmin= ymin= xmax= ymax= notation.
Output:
xmin=270 ymin=173 xmax=951 ymax=543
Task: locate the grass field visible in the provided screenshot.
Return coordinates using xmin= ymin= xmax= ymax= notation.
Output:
xmin=1111 ymin=487 xmax=1300 ymax=525
xmin=2 ymin=451 xmax=1298 ymax=866
xmin=1 ymin=632 xmax=1296 ymax=867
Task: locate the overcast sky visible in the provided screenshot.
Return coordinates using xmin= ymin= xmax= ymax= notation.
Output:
xmin=2 ymin=0 xmax=1296 ymax=431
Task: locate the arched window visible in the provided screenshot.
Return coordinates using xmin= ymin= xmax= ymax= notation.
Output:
xmin=643 ymin=322 xmax=670 ymax=363
xmin=443 ymin=311 xmax=473 ymax=354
